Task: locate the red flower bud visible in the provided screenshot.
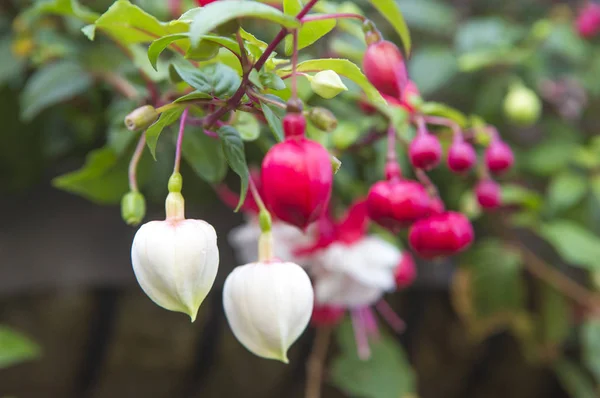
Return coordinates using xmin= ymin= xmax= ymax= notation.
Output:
xmin=283 ymin=113 xmax=306 ymax=138
xmin=366 ymin=179 xmax=431 ymax=231
xmin=447 ymin=139 xmax=477 ymax=173
xmin=363 ymin=40 xmax=408 ymax=98
xmin=395 ymin=253 xmax=416 ymax=289
xmin=311 ymin=304 xmax=345 ymax=327
xmin=475 ymin=179 xmax=502 ymax=210
xmin=485 ymin=139 xmax=514 ymax=174
xmin=262 ymin=138 xmax=333 ymax=229
xmin=576 ymin=3 xmax=600 ymax=38
xmin=196 ymin=0 xmax=218 ymax=5
xmin=409 ymin=212 xmax=474 ymax=259
xmin=409 ymin=133 xmax=442 ymax=170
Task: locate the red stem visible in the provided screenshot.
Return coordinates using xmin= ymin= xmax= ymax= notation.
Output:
xmin=128 ymin=133 xmax=146 ymax=192
xmin=174 ymin=108 xmax=189 ymax=173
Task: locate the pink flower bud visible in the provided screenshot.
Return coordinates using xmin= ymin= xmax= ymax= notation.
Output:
xmin=196 ymin=0 xmax=218 ymax=5
xmin=363 ymin=40 xmax=408 ymax=98
xmin=475 ymin=179 xmax=502 ymax=210
xmin=408 ymin=211 xmax=474 ymax=259
xmin=311 ymin=303 xmax=345 ymax=327
xmin=366 ymin=179 xmax=431 ymax=231
xmin=485 ymin=139 xmax=514 ymax=174
xmin=262 ymin=138 xmax=333 ymax=229
xmin=283 ymin=113 xmax=306 ymax=138
xmin=394 ymin=252 xmax=416 ymax=289
xmin=576 ymin=3 xmax=600 ymax=38
xmin=447 ymin=140 xmax=477 ymax=173
xmin=409 ymin=133 xmax=442 ymax=170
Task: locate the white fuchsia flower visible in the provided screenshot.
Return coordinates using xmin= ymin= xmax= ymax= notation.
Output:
xmin=131 ymin=173 xmax=219 ymax=322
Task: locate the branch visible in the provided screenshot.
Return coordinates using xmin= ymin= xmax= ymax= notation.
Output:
xmin=305 ymin=326 xmax=333 ymax=398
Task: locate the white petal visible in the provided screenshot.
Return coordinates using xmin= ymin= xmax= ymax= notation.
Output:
xmin=131 ymin=219 xmax=219 ymax=321
xmin=223 ymin=261 xmax=313 ymax=362
xmin=314 ymin=272 xmax=384 ymax=308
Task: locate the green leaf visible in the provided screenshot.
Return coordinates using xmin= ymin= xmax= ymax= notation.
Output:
xmin=553 ymin=359 xmax=597 ymax=398
xmin=396 ymin=0 xmax=457 ymax=35
xmin=52 ymin=147 xmax=132 ymax=204
xmin=145 ymin=106 xmax=185 ymax=159
xmin=171 ymin=61 xmax=241 ymax=98
xmin=20 ymin=0 xmax=99 ymax=24
xmin=260 ymin=72 xmax=287 ymax=91
xmin=148 ymin=33 xmax=188 ymax=70
xmin=259 ymin=97 xmax=286 ymax=141
xmin=538 ymin=221 xmax=600 ymax=270
xmin=280 ymin=58 xmax=385 ymax=104
xmin=538 ymin=284 xmax=570 ymax=346
xmin=181 ymin=128 xmax=227 ymax=183
xmin=455 ymin=17 xmax=523 ymax=55
xmin=234 ymin=112 xmax=261 ymax=141
xmin=525 ymin=139 xmax=577 ymax=177
xmin=420 ymin=101 xmax=466 ymax=126
xmin=582 ymin=320 xmax=600 ymax=383
xmin=547 ymin=171 xmax=588 ymax=213
xmin=217 ymin=126 xmax=249 ymax=211
xmin=189 ymin=1 xmax=301 ymax=46
xmin=367 ymin=0 xmax=411 ymax=54
xmin=90 ymin=0 xmax=188 ymax=45
xmin=501 ymin=184 xmax=543 ymax=211
xmin=0 ymin=326 xmax=41 ymax=369
xmin=284 ymin=0 xmax=336 ymax=55
xmin=330 ymin=320 xmax=416 ymax=398
xmin=174 ymin=90 xmax=212 ymax=103
xmin=409 ymin=47 xmax=457 ymax=95
xmin=20 ymin=60 xmax=92 ymax=121
xmin=0 ymin=37 xmax=25 ymax=86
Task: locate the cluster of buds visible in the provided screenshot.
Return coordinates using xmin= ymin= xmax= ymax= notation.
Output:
xmin=576 ymin=2 xmax=600 ymax=38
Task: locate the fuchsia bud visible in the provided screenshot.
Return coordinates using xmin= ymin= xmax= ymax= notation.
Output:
xmin=475 ymin=179 xmax=502 ymax=210
xmin=196 ymin=0 xmax=218 ymax=5
xmin=394 ymin=252 xmax=416 ymax=289
xmin=366 ymin=179 xmax=431 ymax=231
xmin=282 ymin=113 xmax=306 ymax=138
xmin=447 ymin=139 xmax=477 ymax=173
xmin=576 ymin=3 xmax=600 ymax=38
xmin=262 ymin=139 xmax=333 ymax=229
xmin=363 ymin=40 xmax=408 ymax=98
xmin=408 ymin=212 xmax=474 ymax=259
xmin=409 ymin=132 xmax=442 ymax=170
xmin=429 ymin=197 xmax=446 ymax=215
xmin=311 ymin=303 xmax=345 ymax=327
xmin=485 ymin=139 xmax=514 ymax=174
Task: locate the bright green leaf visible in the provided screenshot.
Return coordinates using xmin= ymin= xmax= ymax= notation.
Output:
xmin=420 ymin=101 xmax=466 ymax=126
xmin=20 ymin=0 xmax=99 ymax=25
xmin=20 ymin=60 xmax=92 ymax=121
xmin=284 ymin=0 xmax=335 ymax=54
xmin=538 ymin=221 xmax=600 ymax=270
xmin=547 ymin=171 xmax=588 ymax=213
xmin=582 ymin=320 xmax=600 ymax=384
xmin=217 ymin=126 xmax=249 ymax=211
xmin=259 ymin=96 xmax=286 ymax=141
xmin=148 ymin=33 xmax=188 ymax=70
xmin=189 ymin=1 xmax=301 ymax=46
xmin=0 ymin=326 xmax=41 ymax=369
xmin=331 ymin=320 xmax=416 ymax=398
xmin=181 ymin=128 xmax=227 ymax=183
xmin=553 ymin=359 xmax=597 ymax=398
xmin=145 ymin=106 xmax=185 ymax=159
xmin=174 ymin=90 xmax=213 ymax=103
xmin=501 ymin=184 xmax=543 ymax=211
xmin=234 ymin=112 xmax=261 ymax=141
xmin=367 ymin=0 xmax=411 ymax=54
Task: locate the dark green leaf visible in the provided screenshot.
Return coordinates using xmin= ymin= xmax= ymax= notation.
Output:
xmin=553 ymin=359 xmax=597 ymax=398
xmin=538 ymin=284 xmax=570 ymax=346
xmin=234 ymin=112 xmax=260 ymax=141
xmin=0 ymin=37 xmax=25 ymax=85
xmin=547 ymin=171 xmax=587 ymax=213
xmin=0 ymin=326 xmax=41 ymax=369
xmin=145 ymin=106 xmax=184 ymax=159
xmin=455 ymin=17 xmax=523 ymax=55
xmin=501 ymin=184 xmax=543 ymax=211
xmin=330 ymin=320 xmax=416 ymax=398
xmin=181 ymin=128 xmax=227 ymax=183
xmin=259 ymin=97 xmax=286 ymax=141
xmin=171 ymin=61 xmax=241 ymax=98
xmin=174 ymin=90 xmax=212 ymax=103
xmin=409 ymin=47 xmax=457 ymax=95
xmin=248 ymin=69 xmax=264 ymax=90
xmin=20 ymin=60 xmax=92 ymax=121
xmin=367 ymin=0 xmax=411 ymax=54
xmin=396 ymin=0 xmax=457 ymax=35
xmin=217 ymin=126 xmax=248 ymax=211
xmin=538 ymin=221 xmax=600 ymax=270
xmin=148 ymin=33 xmax=188 ymax=70
xmin=524 ymin=140 xmax=577 ymax=176
xmin=260 ymin=72 xmax=287 ymax=91
xmin=189 ymin=1 xmax=301 ymax=46
xmin=582 ymin=320 xmax=600 ymax=383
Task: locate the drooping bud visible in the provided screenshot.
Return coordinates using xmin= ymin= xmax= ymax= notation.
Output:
xmin=124 ymin=105 xmax=159 ymax=132
xmin=363 ymin=40 xmax=408 ymax=98
xmin=311 ymin=303 xmax=345 ymax=327
xmin=576 ymin=3 xmax=600 ymax=38
xmin=503 ymin=84 xmax=542 ymax=126
xmin=223 ymin=260 xmax=314 ymax=363
xmin=282 ymin=113 xmax=306 ymax=138
xmin=408 ymin=211 xmax=474 ymax=259
xmin=447 ymin=139 xmax=477 ymax=173
xmin=130 ymin=174 xmax=219 ymax=321
xmin=485 ymin=139 xmax=514 ymax=174
xmin=395 ymin=252 xmax=416 ymax=289
xmin=475 ymin=179 xmax=502 ymax=210
xmin=121 ymin=191 xmax=146 ymax=226
xmin=307 ymin=107 xmax=338 ymax=132
xmin=409 ymin=132 xmax=442 ymax=170
xmin=310 ymin=70 xmax=348 ymax=99
xmin=366 ymin=179 xmax=431 ymax=232
xmin=196 ymin=0 xmax=218 ymax=5
xmin=262 ymin=138 xmax=333 ymax=229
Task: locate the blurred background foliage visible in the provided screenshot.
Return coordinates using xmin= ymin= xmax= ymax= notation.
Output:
xmin=2 ymin=0 xmax=600 ymax=397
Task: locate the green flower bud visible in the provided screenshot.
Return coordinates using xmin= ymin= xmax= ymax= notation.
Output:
xmin=307 ymin=107 xmax=338 ymax=132
xmin=331 ymin=155 xmax=342 ymax=174
xmin=503 ymin=85 xmax=542 ymax=127
xmin=309 ymin=70 xmax=348 ymax=99
xmin=124 ymin=105 xmax=159 ymax=132
xmin=121 ymin=191 xmax=146 ymax=226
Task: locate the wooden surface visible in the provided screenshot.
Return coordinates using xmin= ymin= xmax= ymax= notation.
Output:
xmin=0 ymin=184 xmax=567 ymax=398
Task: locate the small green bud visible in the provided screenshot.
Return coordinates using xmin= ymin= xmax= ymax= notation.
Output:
xmin=307 ymin=107 xmax=338 ymax=132
xmin=121 ymin=191 xmax=146 ymax=226
xmin=331 ymin=155 xmax=342 ymax=174
xmin=309 ymin=70 xmax=348 ymax=99
xmin=168 ymin=172 xmax=183 ymax=193
xmin=503 ymin=84 xmax=542 ymax=127
xmin=259 ymin=209 xmax=272 ymax=233
xmin=124 ymin=105 xmax=159 ymax=132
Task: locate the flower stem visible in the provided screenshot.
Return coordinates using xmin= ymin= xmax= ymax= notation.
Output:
xmin=304 ymin=326 xmax=333 ymax=398
xmin=128 ymin=133 xmax=146 ymax=192
xmin=375 ymin=300 xmax=405 ymax=333
xmin=351 ymin=309 xmax=371 ymax=360
xmin=291 ymin=29 xmax=299 ymax=101
xmin=173 ymin=108 xmax=189 ymax=173
xmin=248 ymin=88 xmax=286 ymax=109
